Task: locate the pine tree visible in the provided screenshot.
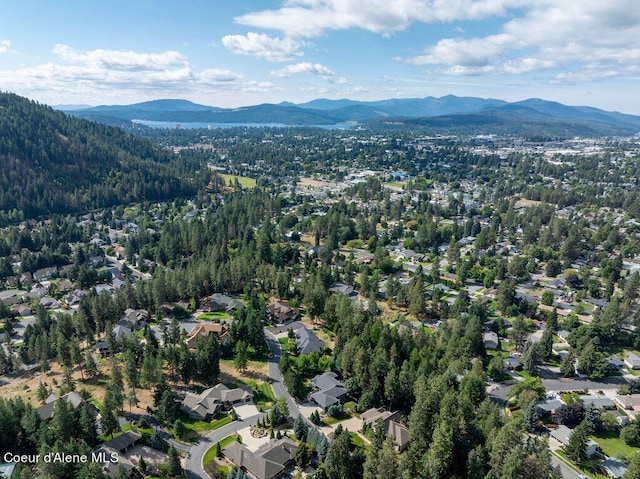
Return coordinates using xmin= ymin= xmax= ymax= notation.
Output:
xmin=167 ymin=446 xmax=182 ymax=477
xmin=564 ymin=421 xmax=588 ymax=464
xmin=85 ymin=352 xmax=98 ymax=379
xmin=294 ymin=413 xmax=308 ymax=441
xmin=234 ymin=340 xmax=248 ymax=372
xmin=584 ymin=402 xmax=601 ymax=434
xmin=524 ymin=400 xmax=540 ymax=432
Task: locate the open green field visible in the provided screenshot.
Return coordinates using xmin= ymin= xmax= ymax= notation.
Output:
xmin=219 ymin=173 xmax=256 ymax=188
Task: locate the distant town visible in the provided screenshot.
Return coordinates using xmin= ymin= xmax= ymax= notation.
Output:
xmin=3 ymin=110 xmax=640 ymax=479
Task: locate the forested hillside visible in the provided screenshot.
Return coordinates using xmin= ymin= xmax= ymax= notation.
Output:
xmin=0 ymin=92 xmax=213 ymax=223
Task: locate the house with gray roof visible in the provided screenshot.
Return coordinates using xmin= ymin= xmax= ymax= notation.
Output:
xmin=536 ymin=398 xmax=563 ymax=416
xmin=550 ymin=425 xmax=598 ymax=457
xmin=208 ymin=293 xmax=245 ymax=313
xmin=36 ymin=392 xmax=84 ymax=421
xmin=329 ymin=282 xmax=357 ymax=297
xmin=295 ymin=327 xmax=324 ymax=355
xmin=310 ymin=372 xmax=347 ymax=409
xmin=580 ymin=395 xmax=615 ymax=410
xmin=601 ymin=458 xmax=628 ymax=478
xmin=624 ymin=352 xmax=640 ymax=370
xmin=223 ymin=437 xmax=297 ymax=479
xmin=181 ymin=383 xmax=253 ymax=420
xmin=482 ymin=331 xmax=499 ymax=350
xmin=360 ymin=407 xmax=410 ymax=452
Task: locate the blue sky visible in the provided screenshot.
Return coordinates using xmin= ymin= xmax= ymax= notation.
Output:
xmin=1 ymin=0 xmax=640 ymax=114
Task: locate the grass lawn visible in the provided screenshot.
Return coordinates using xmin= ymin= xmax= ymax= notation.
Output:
xmin=196 ymin=311 xmax=231 ymax=321
xmin=592 ymin=429 xmax=639 ymax=458
xmin=219 ymin=173 xmax=256 ymax=189
xmin=321 ymin=411 xmax=351 ymax=426
xmin=348 ymin=431 xmax=368 ymax=449
xmin=172 ymin=412 xmax=233 ymax=442
xmin=203 ymin=436 xmax=240 ymax=466
xmin=278 ymin=337 xmax=291 ymax=353
xmin=245 ymin=381 xmax=276 ymax=409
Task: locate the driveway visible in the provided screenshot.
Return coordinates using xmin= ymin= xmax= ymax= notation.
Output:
xmin=184 ymin=413 xmax=262 ymax=479
xmin=234 ymin=401 xmax=260 ymax=420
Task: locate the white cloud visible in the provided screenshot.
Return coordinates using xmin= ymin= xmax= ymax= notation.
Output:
xmin=0 ymin=45 xmax=255 ymax=105
xmin=400 ymin=0 xmax=640 ymax=82
xmin=222 ymin=32 xmax=304 ymax=62
xmin=235 ymin=0 xmax=524 ymax=38
xmin=271 ymin=62 xmax=334 ymax=78
xmin=53 ymin=44 xmax=188 ymax=71
xmin=0 ymin=40 xmax=10 ymax=53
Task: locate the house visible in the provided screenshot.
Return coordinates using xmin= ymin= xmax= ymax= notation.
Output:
xmin=0 ymin=463 xmax=17 ymax=479
xmin=310 ymin=372 xmax=347 ymax=409
xmin=207 ymin=293 xmax=245 ymax=313
xmin=580 ymin=395 xmax=616 ymax=410
xmin=185 ymin=323 xmax=230 ymax=349
xmin=295 ymin=327 xmax=324 ymax=355
xmin=65 ymin=288 xmax=87 ymax=307
xmin=112 ymin=324 xmax=133 ymax=342
xmin=36 ymin=392 xmax=84 ymax=421
xmin=536 ymin=398 xmax=563 ymax=416
xmin=95 ymin=340 xmax=110 ymax=357
xmin=223 ymin=437 xmax=297 ymax=479
xmin=503 ymin=356 xmax=523 ymax=371
xmin=329 ymin=282 xmax=357 ymax=297
xmin=33 ymin=266 xmax=57 ymax=282
xmin=94 ymin=283 xmax=115 ymax=295
xmin=181 ymin=383 xmax=253 ymax=420
xmin=266 ymin=301 xmax=299 ymax=323
xmin=10 ymin=304 xmax=32 ymax=317
xmin=614 ymin=393 xmax=640 ymax=411
xmin=482 ymin=331 xmax=499 ymax=350
xmin=600 ymin=458 xmax=628 ymax=478
xmin=19 ymin=272 xmax=33 ymax=286
xmin=360 ymin=407 xmax=410 ymax=452
xmin=122 ymin=308 xmax=148 ymax=329
xmin=624 ymin=352 xmax=640 ymax=370
xmin=93 ymin=430 xmax=141 ymax=477
xmin=550 ymin=425 xmax=598 ymax=457
xmin=39 ymin=297 xmax=60 ymax=310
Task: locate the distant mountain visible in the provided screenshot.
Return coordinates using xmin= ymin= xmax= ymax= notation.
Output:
xmin=0 ymin=92 xmax=207 ymax=222
xmin=64 ymin=95 xmax=640 ymax=136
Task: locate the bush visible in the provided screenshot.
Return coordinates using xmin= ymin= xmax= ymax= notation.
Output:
xmin=327 ymin=404 xmax=343 ymax=418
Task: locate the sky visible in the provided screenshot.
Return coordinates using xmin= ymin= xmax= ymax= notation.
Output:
xmin=1 ymin=0 xmax=640 ymax=114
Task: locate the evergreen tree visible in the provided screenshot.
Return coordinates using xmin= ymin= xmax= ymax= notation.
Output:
xmin=85 ymin=352 xmax=98 ymax=379
xmin=167 ymin=446 xmax=182 ymax=477
xmin=584 ymin=402 xmax=601 ymax=434
xmin=294 ymin=413 xmax=308 ymax=441
xmin=234 ymin=340 xmax=249 ymax=372
xmin=564 ymin=421 xmax=588 ymax=464
xmin=524 ymin=400 xmax=540 ymax=432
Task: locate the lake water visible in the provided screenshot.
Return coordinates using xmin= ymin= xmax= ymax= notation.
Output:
xmin=132 ymin=119 xmax=356 ymax=130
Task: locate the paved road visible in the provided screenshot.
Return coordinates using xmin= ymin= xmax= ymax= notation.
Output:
xmin=264 ymin=329 xmax=301 ymax=420
xmin=551 ymin=454 xmax=583 ymax=479
xmin=184 ymin=412 xmax=263 ymax=479
xmin=183 ymin=328 xmax=304 ymax=479
xmin=542 ymin=377 xmax=626 ymax=392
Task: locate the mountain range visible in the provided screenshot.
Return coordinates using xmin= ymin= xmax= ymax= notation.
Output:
xmin=62 ymin=96 xmax=640 ymax=137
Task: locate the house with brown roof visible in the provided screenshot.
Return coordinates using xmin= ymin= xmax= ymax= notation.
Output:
xmin=266 ymin=301 xmax=299 ymax=324
xmin=185 ymin=322 xmax=230 ymax=349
